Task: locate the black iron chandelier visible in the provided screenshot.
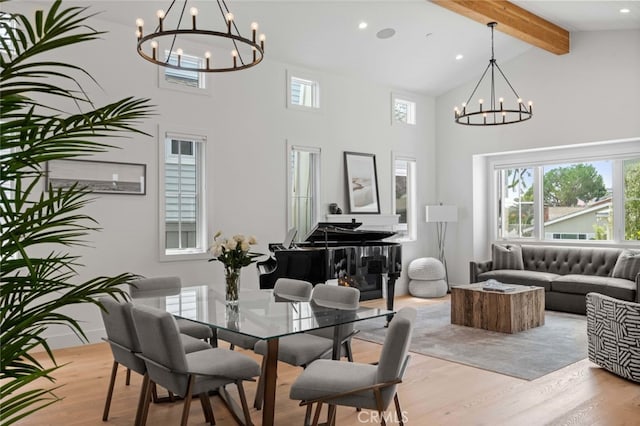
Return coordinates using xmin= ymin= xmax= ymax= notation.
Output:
xmin=454 ymin=22 xmax=532 ymax=126
xmin=136 ymin=0 xmax=265 ymax=73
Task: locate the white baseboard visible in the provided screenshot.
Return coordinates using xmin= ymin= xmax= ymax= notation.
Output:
xmin=44 ymin=327 xmax=106 ymax=350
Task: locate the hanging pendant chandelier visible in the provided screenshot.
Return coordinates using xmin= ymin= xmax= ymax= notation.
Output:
xmin=454 ymin=22 xmax=532 ymax=126
xmin=135 ymin=0 xmax=265 ymax=73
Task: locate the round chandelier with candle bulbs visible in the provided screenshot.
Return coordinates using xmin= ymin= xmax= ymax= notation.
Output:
xmin=135 ymin=0 xmax=265 ymax=73
xmin=454 ymin=22 xmax=532 ymax=126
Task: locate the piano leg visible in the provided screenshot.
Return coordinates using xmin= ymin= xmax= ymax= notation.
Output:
xmin=385 ymin=273 xmax=399 ymax=327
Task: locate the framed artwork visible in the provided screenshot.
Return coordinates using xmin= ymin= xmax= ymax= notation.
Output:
xmin=46 ymin=159 xmax=146 ymax=195
xmin=344 ymin=151 xmax=380 ymax=214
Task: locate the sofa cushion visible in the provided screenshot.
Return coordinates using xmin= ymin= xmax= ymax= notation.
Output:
xmin=612 ymin=249 xmax=640 ymax=281
xmin=521 ymin=245 xmax=621 ymax=277
xmin=492 ymin=244 xmax=524 ymax=270
xmin=478 ymin=270 xmax=556 ymax=291
xmin=551 ymin=274 xmax=636 ymax=301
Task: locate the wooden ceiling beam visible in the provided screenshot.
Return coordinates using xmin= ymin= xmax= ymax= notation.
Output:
xmin=430 ymin=0 xmax=570 ymax=55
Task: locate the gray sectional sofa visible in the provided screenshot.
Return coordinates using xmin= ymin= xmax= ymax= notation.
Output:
xmin=469 ymin=244 xmax=640 ymax=314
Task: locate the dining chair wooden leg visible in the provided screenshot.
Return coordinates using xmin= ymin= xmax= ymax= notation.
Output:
xmin=304 ymin=404 xmax=312 ymax=426
xmin=253 ymin=357 xmax=267 ymax=410
xmin=126 ymin=367 xmax=131 ymax=385
xmin=180 ymin=375 xmax=196 ymax=426
xmin=135 ymin=374 xmax=152 ymax=426
xmin=151 ymin=382 xmax=159 ymax=403
xmin=102 ymin=361 xmax=119 ymax=421
xmin=327 ymin=405 xmax=336 ymax=426
xmin=394 ymin=393 xmax=404 ymax=426
xmin=236 ymin=381 xmax=253 ymax=426
xmin=311 ymin=402 xmax=323 ymax=426
xmin=199 ymin=393 xmax=215 ymax=425
xmin=344 ymin=341 xmax=354 ymax=362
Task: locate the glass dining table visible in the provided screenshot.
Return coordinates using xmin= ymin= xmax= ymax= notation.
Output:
xmin=132 ymin=285 xmax=393 ymax=426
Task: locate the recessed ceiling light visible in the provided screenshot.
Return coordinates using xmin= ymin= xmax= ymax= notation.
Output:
xmin=358 ymin=22 xmax=368 ymax=30
xmin=455 ymin=54 xmax=464 ymax=60
xmin=376 ymin=28 xmax=396 ymax=39
xmin=620 ymin=8 xmax=631 ymax=14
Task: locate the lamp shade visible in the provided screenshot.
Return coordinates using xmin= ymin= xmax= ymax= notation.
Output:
xmin=425 ymin=205 xmax=457 ymax=223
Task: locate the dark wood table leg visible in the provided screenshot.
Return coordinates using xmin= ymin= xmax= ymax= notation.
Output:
xmin=386 ymin=273 xmax=399 ymax=326
xmin=262 ymin=338 xmax=279 ymax=426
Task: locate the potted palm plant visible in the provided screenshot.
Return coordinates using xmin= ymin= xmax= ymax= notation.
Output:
xmin=0 ymin=1 xmax=154 ymax=423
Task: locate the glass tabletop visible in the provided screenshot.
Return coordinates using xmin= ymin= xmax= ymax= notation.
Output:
xmin=132 ymin=285 xmax=392 ymax=340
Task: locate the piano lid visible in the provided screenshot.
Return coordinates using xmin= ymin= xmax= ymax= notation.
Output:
xmin=303 ymin=221 xmax=396 ymax=243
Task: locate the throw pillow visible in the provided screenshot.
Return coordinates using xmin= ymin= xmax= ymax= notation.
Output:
xmin=492 ymin=244 xmax=524 ymax=270
xmin=612 ymin=250 xmax=640 ymax=281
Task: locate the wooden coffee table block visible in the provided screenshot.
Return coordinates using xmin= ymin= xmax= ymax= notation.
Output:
xmin=451 ymin=284 xmax=545 ymax=333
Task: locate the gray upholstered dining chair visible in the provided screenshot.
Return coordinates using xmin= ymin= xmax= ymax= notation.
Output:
xmin=131 ymin=304 xmax=261 ymax=426
xmin=129 ymin=276 xmax=214 ymax=342
xmin=217 ymin=278 xmax=313 ymax=351
xmin=305 ymin=283 xmax=361 ymax=362
xmin=253 ymin=283 xmax=360 ymax=410
xmin=98 ymin=297 xmax=211 ymax=422
xmin=289 ymin=307 xmax=417 ymax=426
xmin=273 ymin=277 xmax=313 ymax=302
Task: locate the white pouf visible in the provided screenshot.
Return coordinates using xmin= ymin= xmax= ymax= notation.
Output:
xmin=408 ymin=257 xmax=447 ymax=298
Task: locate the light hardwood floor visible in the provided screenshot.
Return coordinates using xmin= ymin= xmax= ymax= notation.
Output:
xmin=15 ymin=296 xmax=640 ymax=425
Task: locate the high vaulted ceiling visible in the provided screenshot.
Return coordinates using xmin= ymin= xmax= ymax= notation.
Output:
xmin=45 ymin=1 xmax=640 ymax=96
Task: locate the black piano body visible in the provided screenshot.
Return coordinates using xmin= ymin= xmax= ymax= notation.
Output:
xmin=257 ymin=222 xmax=402 ymax=316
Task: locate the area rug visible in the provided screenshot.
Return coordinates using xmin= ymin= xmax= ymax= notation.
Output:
xmin=357 ymin=302 xmax=587 ymax=380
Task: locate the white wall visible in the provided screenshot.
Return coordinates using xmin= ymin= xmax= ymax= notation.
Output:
xmin=435 ymin=30 xmax=640 ymax=287
xmin=31 ymin=13 xmax=436 ymax=348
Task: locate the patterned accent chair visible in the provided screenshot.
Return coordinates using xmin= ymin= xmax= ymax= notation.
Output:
xmin=586 ymin=292 xmax=640 ymax=383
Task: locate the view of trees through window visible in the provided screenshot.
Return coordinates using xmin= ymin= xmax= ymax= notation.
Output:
xmin=625 ymin=158 xmax=640 ymax=240
xmin=499 ymin=158 xmax=639 ymax=241
xmin=500 ymin=167 xmax=534 ymax=238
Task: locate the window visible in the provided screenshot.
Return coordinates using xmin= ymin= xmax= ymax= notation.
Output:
xmin=160 ymin=131 xmax=207 ymax=259
xmin=624 ymin=158 xmax=640 ymax=240
xmin=287 ymin=70 xmax=321 ymax=110
xmin=166 ymin=287 xmax=207 ymax=320
xmin=491 ymin=145 xmax=639 ymax=243
xmin=392 ymin=97 xmax=416 ymax=125
xmin=393 ymin=155 xmax=417 ymax=240
xmin=0 ymin=13 xmax=16 ymax=54
xmin=287 ymin=144 xmax=321 ymax=241
xmin=159 ymin=50 xmax=207 ymax=92
xmin=497 ymin=168 xmax=534 ymax=239
xmin=171 ymin=140 xmax=194 ymax=156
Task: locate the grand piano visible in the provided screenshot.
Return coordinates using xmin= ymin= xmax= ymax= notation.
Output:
xmin=257 ymin=221 xmax=402 ymax=317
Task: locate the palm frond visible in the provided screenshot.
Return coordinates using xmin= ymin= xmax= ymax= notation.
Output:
xmin=0 ymin=0 xmax=154 ymax=422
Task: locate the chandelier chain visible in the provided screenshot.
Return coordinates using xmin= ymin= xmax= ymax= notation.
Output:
xmin=216 ymin=0 xmax=245 ymax=67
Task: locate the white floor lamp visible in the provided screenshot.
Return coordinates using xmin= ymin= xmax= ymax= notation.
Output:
xmin=425 ymin=204 xmax=458 ymax=290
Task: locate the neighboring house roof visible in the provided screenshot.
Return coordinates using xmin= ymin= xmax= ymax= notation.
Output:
xmin=519 ymin=198 xmax=612 ymax=234
xmin=544 ymin=198 xmax=612 ymax=227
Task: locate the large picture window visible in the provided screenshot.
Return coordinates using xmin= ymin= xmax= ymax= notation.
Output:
xmin=160 ymin=131 xmax=207 ymax=259
xmin=494 ymin=152 xmax=639 ymax=242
